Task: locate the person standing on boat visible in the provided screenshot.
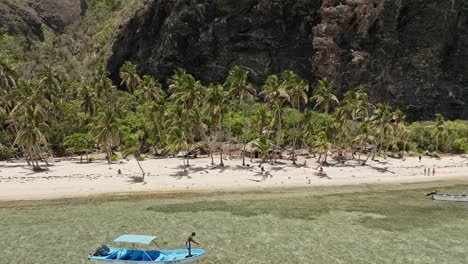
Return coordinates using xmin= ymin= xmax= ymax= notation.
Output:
xmin=185 ymin=232 xmax=199 ymax=258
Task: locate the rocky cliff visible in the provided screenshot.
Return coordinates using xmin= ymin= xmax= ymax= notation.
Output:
xmin=108 ymin=0 xmax=468 ymax=120
xmin=0 ymin=0 xmax=85 ymax=40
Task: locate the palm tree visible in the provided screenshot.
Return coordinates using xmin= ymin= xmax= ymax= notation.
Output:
xmin=431 ymin=113 xmax=447 ymax=152
xmin=311 ymin=78 xmax=339 ymax=114
xmin=119 ymin=61 xmax=141 ymax=93
xmin=165 ymin=103 xmax=191 ymax=172
xmin=94 ymin=65 xmax=114 ymax=97
xmin=253 ymin=136 xmax=273 ymax=165
xmin=249 ymin=103 xmax=272 ymax=136
xmin=355 ymin=119 xmax=375 ymax=165
xmin=168 ymin=68 xmax=204 ymax=109
xmin=225 ymin=65 xmax=256 ymax=166
xmin=283 ymin=70 xmax=308 ymax=164
xmin=0 ymin=57 xmax=17 ymax=96
xmin=136 ymin=75 xmax=165 ymax=103
xmin=79 ymin=85 xmax=100 ymax=116
xmin=260 ymin=74 xmax=289 ymax=163
xmin=38 ymin=64 xmax=63 ymax=103
xmin=91 ymin=106 xmax=123 ymax=163
xmin=314 ymin=131 xmax=332 ymax=164
xmin=122 ymin=131 xmax=146 ymax=181
xmin=370 ymin=103 xmax=392 ymax=159
xmin=10 ymin=81 xmax=50 ymax=170
xmin=205 ymin=84 xmax=228 ymax=166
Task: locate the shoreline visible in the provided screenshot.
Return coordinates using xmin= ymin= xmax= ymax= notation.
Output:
xmin=0 ymin=155 xmax=467 ymax=202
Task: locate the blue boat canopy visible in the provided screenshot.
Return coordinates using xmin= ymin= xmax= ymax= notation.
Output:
xmin=114 ymin=235 xmax=157 ymax=245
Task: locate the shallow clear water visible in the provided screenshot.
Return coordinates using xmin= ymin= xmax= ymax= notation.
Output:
xmin=1 ymin=183 xmax=467 ymax=264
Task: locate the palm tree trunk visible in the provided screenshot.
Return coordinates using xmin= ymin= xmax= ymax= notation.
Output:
xmin=241 ymin=102 xmax=247 ymax=166
xmin=220 ymin=148 xmax=224 ymax=166
xmin=292 ymin=103 xmax=299 ymax=165
xmin=275 ymin=108 xmax=282 ymax=163
xmin=135 ymin=158 xmax=146 ymax=181
xmin=363 ymin=151 xmax=372 ymax=165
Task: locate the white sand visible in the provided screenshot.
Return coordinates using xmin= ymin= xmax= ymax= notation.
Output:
xmin=0 ymin=154 xmax=467 ymax=201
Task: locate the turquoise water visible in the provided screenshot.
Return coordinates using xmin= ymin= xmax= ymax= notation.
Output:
xmin=1 ymin=183 xmax=467 ymax=264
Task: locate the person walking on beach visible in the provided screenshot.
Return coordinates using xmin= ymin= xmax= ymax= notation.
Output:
xmin=185 ymin=232 xmax=199 ymax=258
xmin=419 ymin=155 xmax=422 ymax=162
xmin=424 ymin=167 xmax=426 ymax=176
xmin=432 ymin=167 xmax=435 ymax=176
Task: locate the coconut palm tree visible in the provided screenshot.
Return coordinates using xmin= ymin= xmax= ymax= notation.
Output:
xmin=283 ymin=70 xmax=308 ymax=164
xmin=311 ymin=78 xmax=339 ymax=114
xmin=249 ymin=103 xmax=272 ymax=136
xmin=10 ymin=81 xmax=50 ymax=170
xmin=122 ymin=131 xmax=146 ymax=181
xmin=205 ymin=84 xmax=228 ymax=166
xmin=90 ymin=106 xmax=123 ymax=163
xmin=13 ymin=109 xmax=50 ymax=171
xmin=370 ymin=103 xmax=392 ymax=159
xmin=314 ymin=131 xmax=332 ymax=164
xmin=253 ymin=136 xmax=273 ymax=165
xmin=0 ymin=57 xmax=17 ymax=96
xmin=93 ymin=65 xmax=114 ymax=97
xmin=119 ymin=61 xmax=141 ymax=93
xmin=168 ymin=68 xmax=204 ymax=109
xmin=431 ymin=113 xmax=447 ymax=152
xmin=165 ymin=103 xmax=191 ymax=171
xmin=355 ymin=119 xmax=375 ymax=164
xmin=79 ymin=85 xmax=100 ymax=116
xmin=136 ymin=75 xmax=165 ymax=103
xmin=38 ymin=64 xmax=63 ymax=104
xmin=225 ymin=65 xmax=256 ymax=166
xmin=260 ymin=74 xmax=289 ymax=163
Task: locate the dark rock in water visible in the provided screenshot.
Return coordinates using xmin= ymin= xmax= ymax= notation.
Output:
xmin=108 ymin=0 xmax=468 ymax=120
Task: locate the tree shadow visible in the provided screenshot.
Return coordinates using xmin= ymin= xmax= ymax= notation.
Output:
xmin=366 ymin=164 xmax=395 ymax=174
xmin=126 ymin=176 xmax=145 ymax=184
xmin=314 ymin=172 xmax=331 ymax=179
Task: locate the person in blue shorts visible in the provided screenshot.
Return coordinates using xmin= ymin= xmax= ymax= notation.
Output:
xmin=185 ymin=232 xmax=199 ymax=258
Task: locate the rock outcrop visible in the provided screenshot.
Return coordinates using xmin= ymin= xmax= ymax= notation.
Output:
xmin=113 ymin=0 xmax=466 ymax=120
xmin=0 ymin=0 xmax=85 ymax=40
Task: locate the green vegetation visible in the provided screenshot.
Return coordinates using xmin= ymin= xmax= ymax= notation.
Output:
xmin=1 ymin=183 xmax=467 ymax=264
xmin=1 ymin=53 xmax=467 ymax=169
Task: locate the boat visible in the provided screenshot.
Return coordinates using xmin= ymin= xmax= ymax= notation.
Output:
xmin=426 ymin=191 xmax=468 ymax=202
xmin=88 ymin=235 xmax=206 ymax=263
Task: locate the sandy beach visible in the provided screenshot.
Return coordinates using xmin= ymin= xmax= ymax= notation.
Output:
xmin=0 ymin=154 xmax=467 ymax=201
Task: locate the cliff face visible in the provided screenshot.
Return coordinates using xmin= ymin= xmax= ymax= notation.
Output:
xmin=0 ymin=0 xmax=85 ymax=40
xmin=115 ymin=0 xmax=466 ymax=119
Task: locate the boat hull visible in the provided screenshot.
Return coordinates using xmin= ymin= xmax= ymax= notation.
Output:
xmin=89 ymin=248 xmax=205 ymax=264
xmin=432 ymin=194 xmax=468 ymax=202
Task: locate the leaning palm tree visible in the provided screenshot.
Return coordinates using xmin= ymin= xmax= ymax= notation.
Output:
xmin=38 ymin=64 xmax=63 ymax=104
xmin=283 ymin=70 xmax=308 ymax=164
xmin=260 ymin=74 xmax=290 ymax=163
xmin=0 ymin=57 xmax=17 ymax=96
xmin=119 ymin=61 xmax=141 ymax=93
xmin=90 ymin=106 xmax=123 ymax=163
xmin=225 ymin=65 xmax=256 ymax=166
xmin=122 ymin=131 xmax=146 ymax=181
xmin=431 ymin=113 xmax=447 ymax=153
xmin=311 ymin=78 xmax=339 ymax=114
xmin=10 ymin=82 xmax=50 ymax=170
